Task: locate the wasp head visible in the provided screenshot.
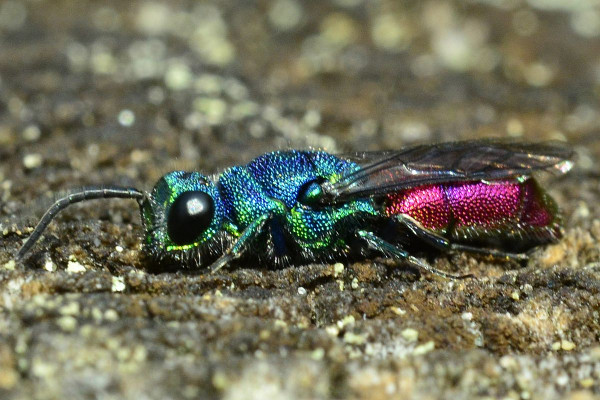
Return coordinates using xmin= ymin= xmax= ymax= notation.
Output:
xmin=140 ymin=171 xmax=226 ymax=268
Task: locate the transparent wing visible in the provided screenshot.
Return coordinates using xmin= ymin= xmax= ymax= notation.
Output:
xmin=322 ymin=140 xmax=575 ymax=203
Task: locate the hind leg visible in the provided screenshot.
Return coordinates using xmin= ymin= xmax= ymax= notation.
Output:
xmin=357 ymin=230 xmax=473 ymax=279
xmin=393 ymin=214 xmax=528 ymax=261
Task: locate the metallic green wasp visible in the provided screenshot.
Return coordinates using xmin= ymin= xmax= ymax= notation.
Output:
xmin=18 ymin=140 xmax=574 ymax=277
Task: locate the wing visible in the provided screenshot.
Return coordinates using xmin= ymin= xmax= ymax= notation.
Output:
xmin=321 ymin=140 xmax=575 ymax=203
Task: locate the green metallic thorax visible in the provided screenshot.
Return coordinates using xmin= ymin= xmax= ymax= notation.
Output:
xmin=141 ymin=150 xmax=377 ymax=265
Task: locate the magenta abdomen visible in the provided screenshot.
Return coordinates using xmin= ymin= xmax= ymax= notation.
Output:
xmin=385 ymin=179 xmax=560 ymax=247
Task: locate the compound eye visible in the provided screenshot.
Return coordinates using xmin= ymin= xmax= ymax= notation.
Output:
xmin=297 ymin=178 xmax=325 ymax=207
xmin=167 ymin=191 xmax=215 ymax=245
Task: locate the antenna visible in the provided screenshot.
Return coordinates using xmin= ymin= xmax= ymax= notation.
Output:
xmin=17 ymin=186 xmax=145 ymax=259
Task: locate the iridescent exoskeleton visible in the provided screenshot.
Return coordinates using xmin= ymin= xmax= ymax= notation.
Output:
xmin=17 ymin=140 xmax=574 ymax=277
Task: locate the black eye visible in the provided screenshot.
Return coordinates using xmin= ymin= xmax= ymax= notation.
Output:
xmin=167 ymin=191 xmax=215 ymax=245
xmin=297 ymin=178 xmax=325 ymax=207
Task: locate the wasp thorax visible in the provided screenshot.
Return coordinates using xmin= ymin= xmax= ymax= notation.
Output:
xmin=167 ymin=191 xmax=215 ymax=245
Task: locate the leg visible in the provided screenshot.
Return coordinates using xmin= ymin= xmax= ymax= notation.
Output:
xmin=357 ymin=230 xmax=473 ymax=279
xmin=394 ymin=214 xmax=528 ymax=261
xmin=208 ymin=213 xmax=271 ymax=273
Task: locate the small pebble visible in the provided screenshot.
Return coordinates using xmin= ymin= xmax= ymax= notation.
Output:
xmin=343 ymin=332 xmax=366 ymax=345
xmin=310 ymin=348 xmax=325 ymax=360
xmin=22 ymin=125 xmax=41 ymax=141
xmin=91 ymin=308 xmax=103 ymax=321
xmin=59 ymin=302 xmax=80 ymax=316
xmin=337 ymin=315 xmax=355 ymax=329
xmin=57 ymin=316 xmax=77 ymax=332
xmin=401 ymin=328 xmax=419 ymax=342
xmin=43 ymin=259 xmax=56 ymax=272
xmin=326 ymin=326 xmax=339 ymax=337
xmin=164 ymin=62 xmax=193 ymax=90
xmin=390 ymin=307 xmax=406 ymax=316
xmin=212 ymin=372 xmax=229 ymax=390
xmin=2 ymin=260 xmax=15 ymax=270
xmin=117 ymin=109 xmax=135 ymax=126
xmin=104 ymin=309 xmax=119 ymax=321
xmin=333 ymin=262 xmax=344 ymax=277
xmin=413 ymin=341 xmax=435 ymax=355
xmin=67 ymin=260 xmax=86 ymax=273
xmin=552 ymin=341 xmax=562 ymax=351
xmin=23 ymin=153 xmax=43 ymax=169
xmin=274 ymin=320 xmax=287 ymax=329
xmin=556 ymin=373 xmax=570 ymax=386
xmin=111 ymin=276 xmax=126 ymax=292
xmin=561 ymin=340 xmax=576 ymax=351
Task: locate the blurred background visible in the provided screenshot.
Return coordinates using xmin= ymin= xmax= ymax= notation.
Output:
xmin=1 ymin=1 xmax=600 ymax=399
xmin=1 ymin=0 xmax=598 ymax=195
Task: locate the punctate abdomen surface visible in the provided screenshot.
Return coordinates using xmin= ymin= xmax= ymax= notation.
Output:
xmin=384 ymin=178 xmax=560 ymax=249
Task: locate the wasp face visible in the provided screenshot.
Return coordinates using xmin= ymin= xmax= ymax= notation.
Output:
xmin=140 ymin=171 xmax=226 ymax=266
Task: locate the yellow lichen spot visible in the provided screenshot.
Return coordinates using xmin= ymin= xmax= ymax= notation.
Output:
xmin=212 ymin=371 xmax=229 ymax=391
xmin=371 ymin=14 xmax=412 ymax=52
xmin=326 ymin=326 xmax=340 ymax=337
xmin=333 ymin=262 xmax=344 ymax=277
xmin=413 ymin=341 xmax=435 ymax=355
xmin=310 ymin=348 xmax=325 ymax=360
xmin=337 ymin=315 xmax=355 ymax=329
xmin=320 ymin=13 xmax=358 ymax=46
xmin=401 ymin=328 xmax=419 ymax=342
xmin=551 ymin=341 xmax=562 ymax=351
xmin=57 ymin=316 xmax=77 ymax=332
xmin=274 ymin=320 xmax=288 ymax=329
xmin=67 ymin=260 xmax=87 ymax=273
xmin=2 ymin=260 xmax=15 ymax=270
xmin=390 ymin=307 xmax=406 ymax=316
xmin=343 ymin=332 xmax=366 ymax=345
xmin=579 ymin=378 xmax=595 ymax=388
xmin=561 ymin=340 xmax=576 ymax=351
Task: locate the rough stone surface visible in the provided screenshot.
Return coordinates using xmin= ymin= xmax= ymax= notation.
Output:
xmin=1 ymin=1 xmax=599 ymax=399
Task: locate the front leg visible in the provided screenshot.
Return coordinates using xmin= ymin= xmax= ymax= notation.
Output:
xmin=208 ymin=213 xmax=271 ymax=273
xmin=357 ymin=230 xmax=473 ymax=279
